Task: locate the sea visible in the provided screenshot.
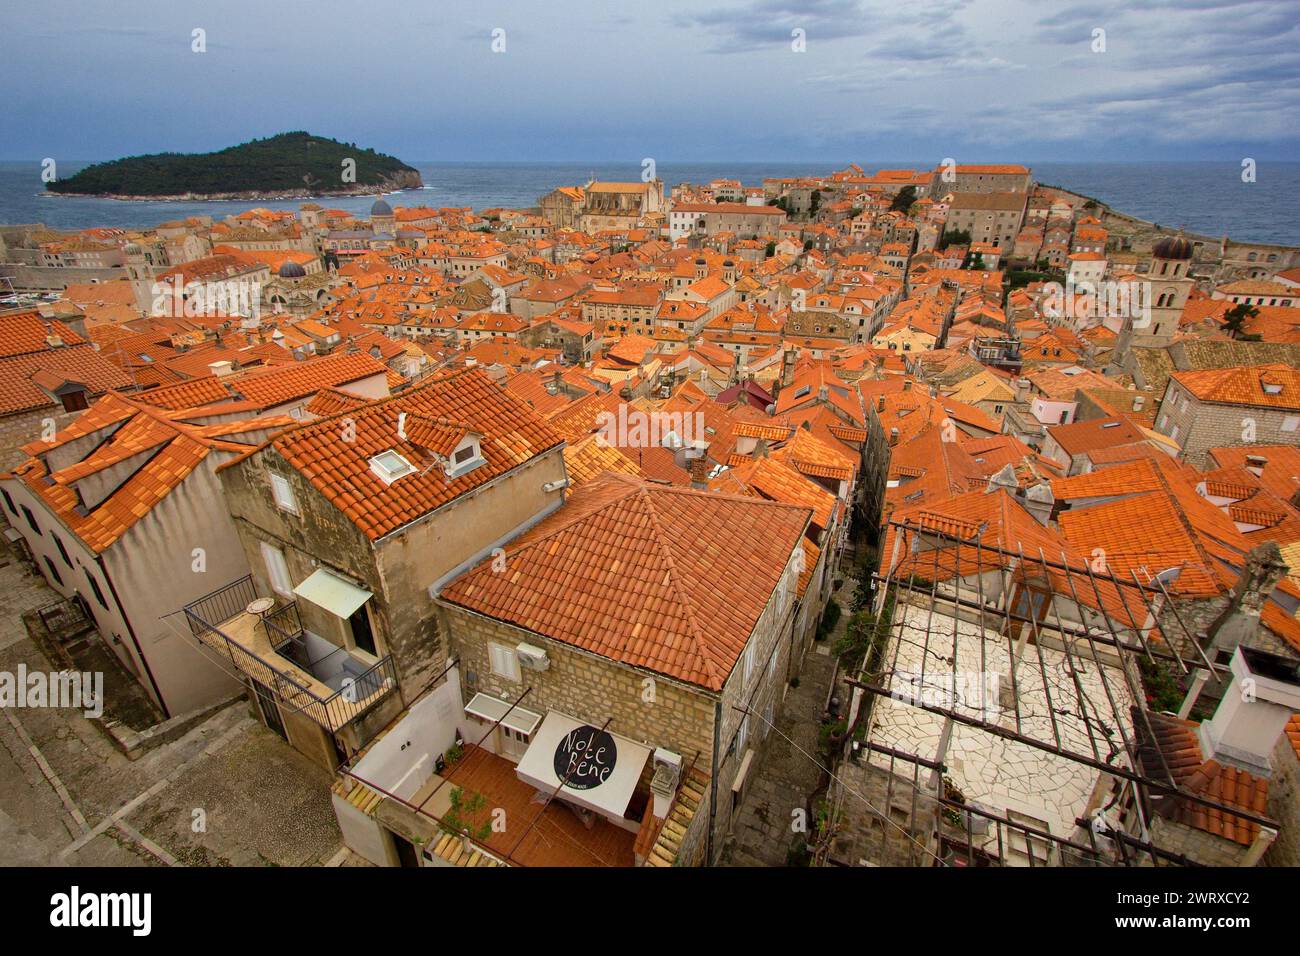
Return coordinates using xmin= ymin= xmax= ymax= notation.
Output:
xmin=1 ymin=160 xmax=1297 ymax=247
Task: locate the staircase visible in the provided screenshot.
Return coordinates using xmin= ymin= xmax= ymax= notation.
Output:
xmin=644 ymin=769 xmax=709 ymax=867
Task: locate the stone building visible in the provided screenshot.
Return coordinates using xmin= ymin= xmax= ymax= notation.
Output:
xmin=0 ymin=310 xmax=134 ymax=469
xmin=1 ymin=392 xmax=293 ymax=716
xmin=943 ymin=192 xmax=1027 ymax=249
xmin=331 ymin=474 xmax=811 ymax=867
xmin=668 ymin=203 xmax=788 ymax=242
xmin=184 ymin=365 xmax=567 ymax=769
xmin=1154 ymin=364 xmax=1300 ymax=469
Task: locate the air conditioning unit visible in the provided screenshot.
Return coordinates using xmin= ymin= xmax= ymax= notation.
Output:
xmin=650 ymin=748 xmax=683 ymax=804
xmin=516 ymin=642 xmax=549 ymax=672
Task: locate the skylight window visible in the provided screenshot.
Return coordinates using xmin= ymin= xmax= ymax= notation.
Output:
xmin=369 ymin=450 xmax=416 ymax=485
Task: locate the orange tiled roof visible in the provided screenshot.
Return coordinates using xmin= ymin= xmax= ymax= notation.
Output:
xmin=0 ymin=344 xmax=135 ymax=417
xmin=264 ymin=366 xmax=563 ymax=540
xmin=562 ymin=434 xmax=644 ymax=486
xmin=10 ymin=393 xmax=289 ymax=553
xmin=232 ymin=352 xmax=390 ymax=409
xmin=712 ymin=455 xmax=837 ymax=532
xmin=134 ymin=376 xmax=233 ymax=410
xmin=1170 ymin=364 xmax=1300 ymax=411
xmin=304 ymin=386 xmax=369 ymax=418
xmin=1138 ymin=710 xmax=1268 ymax=847
xmin=440 ymin=473 xmax=810 ymax=690
xmin=0 ymin=312 xmax=86 ymax=357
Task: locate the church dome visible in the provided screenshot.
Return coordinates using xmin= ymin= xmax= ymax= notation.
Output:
xmin=370 ymin=199 xmax=394 ymax=217
xmin=278 ymin=260 xmax=307 ymax=279
xmin=1152 ymin=236 xmax=1193 ymax=260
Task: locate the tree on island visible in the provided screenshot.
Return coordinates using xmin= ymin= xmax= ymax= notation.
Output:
xmin=1221 ymin=302 xmax=1262 ymax=341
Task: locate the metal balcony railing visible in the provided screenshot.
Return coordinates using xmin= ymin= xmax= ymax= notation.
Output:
xmin=182 ymin=575 xmax=397 ymax=733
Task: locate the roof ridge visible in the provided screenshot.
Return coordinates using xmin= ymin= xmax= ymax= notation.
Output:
xmin=636 ymin=487 xmax=724 ymax=688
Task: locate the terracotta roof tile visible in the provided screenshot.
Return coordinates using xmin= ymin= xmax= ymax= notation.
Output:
xmin=268 ymin=366 xmax=563 ymax=540
xmin=441 ymin=474 xmax=810 ymax=690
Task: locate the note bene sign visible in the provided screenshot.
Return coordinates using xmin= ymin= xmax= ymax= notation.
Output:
xmin=553 ymin=725 xmax=618 ymax=790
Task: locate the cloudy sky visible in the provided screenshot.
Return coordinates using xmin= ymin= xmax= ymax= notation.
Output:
xmin=4 ymin=0 xmax=1298 ymax=162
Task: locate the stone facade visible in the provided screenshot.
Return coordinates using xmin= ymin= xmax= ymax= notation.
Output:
xmin=1264 ymin=734 xmax=1299 ymax=866
xmin=1146 ymin=816 xmax=1250 ymax=867
xmin=217 ymin=435 xmax=567 ymax=765
xmin=1155 ymin=380 xmax=1300 ymax=470
xmin=438 ymin=544 xmax=805 ymax=862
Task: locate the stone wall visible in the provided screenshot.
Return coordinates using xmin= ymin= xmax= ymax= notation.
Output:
xmin=0 ymin=262 xmax=124 ymax=290
xmin=1156 ymin=381 xmax=1299 ymax=470
xmin=1147 ymin=816 xmax=1250 ymax=867
xmin=0 ymin=406 xmax=78 ymax=471
xmin=439 ymin=541 xmax=805 ymax=862
xmin=1265 ymin=735 xmax=1299 ymax=867
xmin=439 ymin=602 xmax=718 ymax=763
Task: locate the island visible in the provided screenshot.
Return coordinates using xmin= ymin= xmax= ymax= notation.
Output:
xmin=44 ymin=131 xmax=422 ymax=200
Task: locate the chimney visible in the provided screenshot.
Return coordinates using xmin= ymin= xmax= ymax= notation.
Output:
xmin=781 ymin=347 xmax=796 ymax=388
xmin=209 ymin=360 xmax=234 ymax=377
xmin=986 ymin=464 xmax=1018 ymax=494
xmin=1021 ymin=482 xmax=1055 ymax=527
xmin=877 ymin=395 xmax=886 ymax=412
xmin=1244 ymin=455 xmax=1267 ymax=477
xmin=1204 ymin=541 xmax=1288 ymax=655
xmin=888 ymin=427 xmax=899 ymax=447
xmin=902 ymin=378 xmax=912 ymax=392
xmin=817 ymin=384 xmax=829 ymax=403
xmin=1132 ymin=394 xmax=1145 ymax=412
xmin=1199 ymin=647 xmax=1300 ymax=777
xmin=689 ymin=454 xmax=710 ymax=489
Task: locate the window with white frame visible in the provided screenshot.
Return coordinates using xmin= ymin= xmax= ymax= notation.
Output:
xmin=260 ymin=541 xmax=292 ymax=597
xmin=269 ymin=473 xmax=299 ymax=515
xmin=1283 ymin=415 xmax=1299 ymax=433
xmin=489 ymin=641 xmax=521 ymax=682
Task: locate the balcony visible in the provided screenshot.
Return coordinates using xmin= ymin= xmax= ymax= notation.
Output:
xmin=182 ymin=576 xmax=397 ymax=733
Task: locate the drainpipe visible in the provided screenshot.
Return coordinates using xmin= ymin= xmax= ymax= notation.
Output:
xmin=96 ymin=553 xmax=168 ymax=718
xmin=706 ymin=698 xmax=721 ymax=866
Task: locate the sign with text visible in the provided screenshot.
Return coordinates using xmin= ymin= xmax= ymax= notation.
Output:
xmin=553 ymin=725 xmax=617 ymax=790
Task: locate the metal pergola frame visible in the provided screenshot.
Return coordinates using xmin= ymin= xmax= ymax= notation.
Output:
xmin=831 ymin=515 xmax=1280 ymax=867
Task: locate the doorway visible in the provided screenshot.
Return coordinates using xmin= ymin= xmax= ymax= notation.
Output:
xmin=349 ymin=602 xmax=377 ymax=656
xmin=252 ymin=680 xmax=288 ymax=741
xmin=390 ymin=831 xmax=421 ymax=868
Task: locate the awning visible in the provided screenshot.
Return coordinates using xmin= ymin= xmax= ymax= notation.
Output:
xmin=514 ymin=712 xmax=651 ymax=820
xmin=464 ymin=692 xmax=542 ymax=736
xmin=293 ymin=568 xmax=372 ymax=619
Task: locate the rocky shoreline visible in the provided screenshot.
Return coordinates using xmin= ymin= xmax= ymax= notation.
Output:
xmin=46 ymin=169 xmax=425 ymax=203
